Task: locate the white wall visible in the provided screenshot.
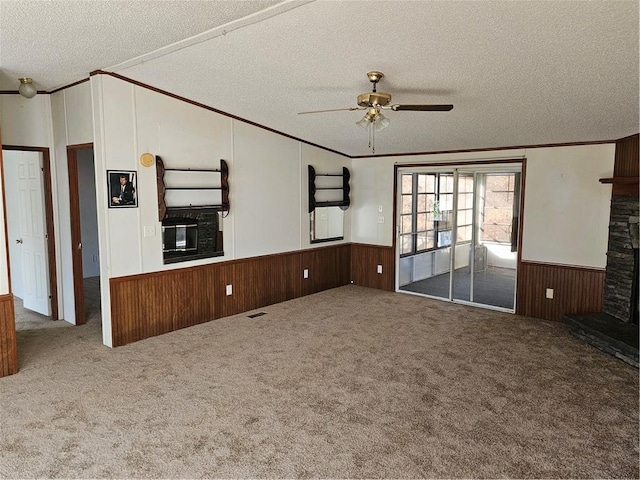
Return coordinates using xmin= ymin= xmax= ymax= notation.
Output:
xmin=486 ymin=243 xmax=517 ymax=269
xmin=1 ymin=87 xmax=93 ymax=321
xmin=0 ymin=94 xmax=58 ymax=305
xmin=233 ymin=121 xmax=300 ymax=258
xmin=50 ymin=81 xmax=94 ymax=324
xmin=520 ymin=145 xmax=614 ymax=268
xmin=0 ymin=95 xmax=54 ymax=147
xmin=92 ymin=75 xmax=352 ymax=347
xmin=350 ymin=156 xmax=394 ymax=246
xmin=352 ymin=144 xmax=615 ymax=270
xmin=77 ymin=148 xmax=99 ymax=277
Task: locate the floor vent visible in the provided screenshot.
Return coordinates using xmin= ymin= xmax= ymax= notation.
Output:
xmin=247 ymin=312 xmax=267 ymax=318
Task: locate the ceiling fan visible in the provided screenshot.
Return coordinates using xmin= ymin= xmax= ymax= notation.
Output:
xmin=298 ymin=71 xmax=453 ymax=153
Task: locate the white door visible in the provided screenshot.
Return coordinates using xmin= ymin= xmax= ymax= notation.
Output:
xmin=15 ymin=152 xmax=51 ymax=315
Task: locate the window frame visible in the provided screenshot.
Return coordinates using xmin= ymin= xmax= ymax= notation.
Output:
xmin=400 ymin=172 xmax=473 ymax=258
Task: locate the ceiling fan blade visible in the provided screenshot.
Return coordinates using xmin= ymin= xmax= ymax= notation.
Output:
xmin=298 ymin=107 xmax=365 ymax=115
xmin=390 ymin=104 xmax=454 ymax=112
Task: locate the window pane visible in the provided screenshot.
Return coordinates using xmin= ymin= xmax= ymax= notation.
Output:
xmin=457 ymin=193 xmax=466 ymax=209
xmin=457 ymin=209 xmax=472 ymax=226
xmin=481 ymin=173 xmax=516 ymax=244
xmin=417 ymin=194 xmax=427 ymax=212
xmin=438 ymin=230 xmax=452 ymax=247
xmin=427 ymin=211 xmax=435 ymax=225
xmin=437 ymin=211 xmax=452 ymax=232
xmin=440 ymin=193 xmax=453 ymax=211
xmin=486 ymin=174 xmax=511 ymax=192
xmin=426 ymin=230 xmax=435 ymax=249
xmin=416 ymin=232 xmax=428 ymax=251
xmin=417 ymin=213 xmax=427 ymax=231
xmin=426 ymin=194 xmax=435 ymax=211
xmin=488 ymin=192 xmax=511 ymax=208
xmin=482 ymin=223 xmax=511 ymax=243
xmin=417 ymin=174 xmax=427 ymax=193
xmin=401 ymin=234 xmax=413 ymax=254
xmin=458 ymin=192 xmax=473 ymax=209
xmin=457 ymin=225 xmax=472 ymax=242
xmin=401 ymin=215 xmax=413 ymax=234
xmin=426 ymin=175 xmax=435 ymax=193
xmin=402 ymin=174 xmax=413 ymax=194
xmin=459 ymin=175 xmax=474 ymax=193
xmin=402 ymin=195 xmax=412 ymax=214
xmin=440 ymin=174 xmax=454 ymax=193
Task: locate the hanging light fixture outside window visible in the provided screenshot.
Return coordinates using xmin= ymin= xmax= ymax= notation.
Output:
xmin=356 ymin=106 xmax=390 ymax=153
xmin=18 ymin=78 xmax=37 ymax=99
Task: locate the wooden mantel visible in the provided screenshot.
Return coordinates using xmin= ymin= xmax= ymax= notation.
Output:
xmin=601 ymin=134 xmax=639 ymax=196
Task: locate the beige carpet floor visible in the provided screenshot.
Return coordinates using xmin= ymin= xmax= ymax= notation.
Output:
xmin=0 ymin=285 xmax=637 ymax=479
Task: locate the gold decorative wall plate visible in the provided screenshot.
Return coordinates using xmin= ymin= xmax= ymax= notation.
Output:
xmin=140 ymin=153 xmax=154 ymax=167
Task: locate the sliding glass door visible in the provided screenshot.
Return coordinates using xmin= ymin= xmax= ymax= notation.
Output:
xmin=398 ymin=166 xmax=521 ymax=312
xmin=399 ymin=171 xmax=454 ymax=300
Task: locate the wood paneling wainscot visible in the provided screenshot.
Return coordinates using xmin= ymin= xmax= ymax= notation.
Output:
xmin=0 ymin=294 xmax=18 ymax=377
xmin=516 ymin=261 xmax=605 ymax=321
xmin=110 ymin=244 xmax=352 ymax=347
xmin=302 ymin=244 xmax=351 ymax=296
xmin=350 ymin=243 xmax=395 ymax=291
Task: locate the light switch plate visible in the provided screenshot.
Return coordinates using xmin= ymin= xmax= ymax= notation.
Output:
xmin=546 ymin=288 xmax=554 ymax=299
xmin=143 ymin=226 xmax=156 ymax=237
xmin=226 ymin=284 xmax=233 ymax=296
xmin=377 ymin=264 xmax=383 ymax=274
xmin=378 ymin=205 xmax=383 ymax=213
xmin=303 ymin=269 xmax=309 ymax=279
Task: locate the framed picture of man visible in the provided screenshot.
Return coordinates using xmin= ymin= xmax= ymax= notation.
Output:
xmin=108 ymin=170 xmax=138 ymax=208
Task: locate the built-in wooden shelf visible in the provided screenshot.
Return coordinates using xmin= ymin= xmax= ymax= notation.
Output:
xmin=156 ymin=156 xmax=230 ymax=220
xmin=308 ymin=165 xmax=350 ymax=213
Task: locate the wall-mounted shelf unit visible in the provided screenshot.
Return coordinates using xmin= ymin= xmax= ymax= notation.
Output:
xmin=156 ymin=156 xmax=229 ymax=264
xmin=156 ymin=156 xmax=229 ymax=221
xmin=308 ymin=165 xmax=350 ymax=213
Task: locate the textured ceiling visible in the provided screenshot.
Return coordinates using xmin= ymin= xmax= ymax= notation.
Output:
xmin=1 ymin=0 xmax=638 ymax=156
xmin=0 ymin=0 xmax=282 ymax=90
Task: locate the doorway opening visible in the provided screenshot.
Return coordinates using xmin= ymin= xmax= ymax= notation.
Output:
xmin=396 ymin=163 xmax=523 ymax=312
xmin=2 ymin=146 xmax=57 ymax=328
xmin=67 ymin=144 xmax=100 ymax=326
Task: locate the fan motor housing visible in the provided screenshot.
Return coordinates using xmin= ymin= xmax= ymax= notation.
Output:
xmin=357 ymin=92 xmax=391 ymax=107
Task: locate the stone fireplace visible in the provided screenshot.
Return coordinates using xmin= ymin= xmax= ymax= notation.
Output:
xmin=603 ymin=198 xmax=639 ymax=324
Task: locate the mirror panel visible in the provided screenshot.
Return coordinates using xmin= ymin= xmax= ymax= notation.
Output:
xmin=310 ymin=206 xmax=344 ymax=243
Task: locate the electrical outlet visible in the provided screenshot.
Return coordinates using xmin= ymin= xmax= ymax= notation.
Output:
xmin=143 ymin=226 xmax=156 ymax=237
xmin=226 ymin=284 xmax=233 ymax=296
xmin=303 ymin=269 xmax=309 ymax=279
xmin=378 ymin=216 xmax=384 ymax=224
xmin=92 ymin=255 xmax=99 ymax=262
xmin=377 ymin=264 xmax=383 ymax=274
xmin=546 ymin=288 xmax=554 ymax=299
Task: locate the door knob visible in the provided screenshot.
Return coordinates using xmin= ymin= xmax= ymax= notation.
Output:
xmin=78 ymin=242 xmax=82 ymax=250
xmin=15 ymin=238 xmax=23 ymax=244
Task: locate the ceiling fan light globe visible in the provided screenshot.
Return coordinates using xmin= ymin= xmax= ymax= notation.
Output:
xmin=356 ymin=116 xmax=370 ymax=129
xmin=18 ymin=78 xmax=37 ymax=99
xmin=374 ymin=114 xmax=390 ymax=132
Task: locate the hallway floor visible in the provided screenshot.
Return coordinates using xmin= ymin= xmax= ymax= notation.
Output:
xmin=14 ymin=276 xmax=101 ymax=330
